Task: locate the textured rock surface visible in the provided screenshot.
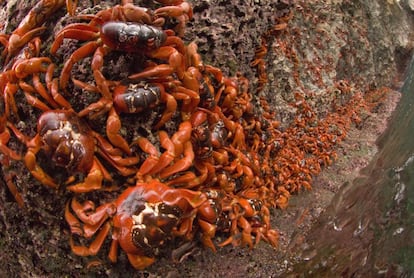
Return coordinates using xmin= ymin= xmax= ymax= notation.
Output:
xmin=0 ymin=0 xmax=413 ymax=276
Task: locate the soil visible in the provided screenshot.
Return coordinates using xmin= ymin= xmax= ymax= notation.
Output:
xmin=0 ymin=0 xmax=413 ymax=277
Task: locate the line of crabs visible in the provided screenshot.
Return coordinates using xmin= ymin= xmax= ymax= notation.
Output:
xmin=0 ymin=0 xmax=372 ymax=271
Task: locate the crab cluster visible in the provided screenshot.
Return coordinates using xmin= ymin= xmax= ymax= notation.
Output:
xmin=0 ymin=0 xmax=372 ymax=271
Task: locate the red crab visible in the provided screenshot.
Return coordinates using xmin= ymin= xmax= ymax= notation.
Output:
xmin=65 ymin=179 xmax=208 ymax=269
xmin=0 ymin=37 xmax=53 ymax=119
xmin=0 ymin=0 xmax=67 ymax=64
xmin=51 ymin=17 xmax=186 ymax=90
xmin=133 ymin=120 xmax=194 ymax=181
xmin=22 ymin=110 xmax=138 ymax=192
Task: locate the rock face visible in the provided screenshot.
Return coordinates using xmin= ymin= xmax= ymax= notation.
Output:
xmin=185 ymin=0 xmax=414 ymax=138
xmin=407 ymin=0 xmax=414 ymax=11
xmin=0 ymin=0 xmax=413 ymax=276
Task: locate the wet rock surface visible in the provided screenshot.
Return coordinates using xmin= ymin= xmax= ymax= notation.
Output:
xmin=0 ymin=0 xmax=413 ymax=276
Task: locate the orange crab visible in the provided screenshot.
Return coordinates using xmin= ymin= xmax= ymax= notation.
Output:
xmin=154 ymin=0 xmax=193 ymax=37
xmin=21 ymin=109 xmax=138 ymax=192
xmin=65 ymin=179 xmax=208 ymax=269
xmin=73 ymin=79 xmax=181 ymax=153
xmin=0 ymin=0 xmax=82 ymax=64
xmin=217 ymin=189 xmax=279 ymax=249
xmin=50 ymin=15 xmax=186 ymax=91
xmin=0 ymin=37 xmax=52 ymax=119
xmin=133 ymin=120 xmax=194 ymax=181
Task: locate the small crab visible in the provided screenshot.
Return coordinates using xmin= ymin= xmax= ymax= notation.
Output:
xmin=0 ymin=37 xmax=52 ymax=119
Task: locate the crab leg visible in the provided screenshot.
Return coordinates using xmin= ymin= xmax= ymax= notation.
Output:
xmin=147 ymin=131 xmax=175 ymax=175
xmin=70 ymin=222 xmax=112 ymax=256
xmin=66 ymin=159 xmax=108 ymax=193
xmin=24 ymin=135 xmax=58 ymax=189
xmin=159 ymin=141 xmax=194 ymax=179
xmin=153 ymin=87 xmax=177 ymax=129
xmin=60 ymin=41 xmax=100 ymax=89
xmin=50 ymin=23 xmax=99 ymax=55
xmin=106 ymin=107 xmax=131 ymax=155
